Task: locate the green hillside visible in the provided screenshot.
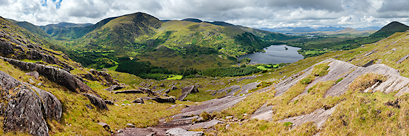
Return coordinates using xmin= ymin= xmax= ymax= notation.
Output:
xmin=16 ymin=12 xmax=286 ymax=79
xmin=287 ymin=21 xmax=409 ymax=57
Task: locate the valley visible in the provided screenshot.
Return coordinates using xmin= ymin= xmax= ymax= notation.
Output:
xmin=1 ymin=6 xmax=409 ymax=136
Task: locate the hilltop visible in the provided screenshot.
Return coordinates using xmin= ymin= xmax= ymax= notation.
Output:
xmin=372 ymin=21 xmax=409 ymax=36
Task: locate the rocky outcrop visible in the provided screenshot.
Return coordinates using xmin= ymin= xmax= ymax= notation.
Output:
xmin=0 ymin=70 xmax=21 ymax=91
xmin=140 ymin=88 xmax=156 ymax=96
xmin=3 ymin=86 xmax=49 ymax=136
xmin=30 ymin=85 xmax=62 ymax=121
xmin=396 ymin=54 xmax=409 ymax=64
xmin=87 ymin=69 xmax=118 ymax=86
xmin=250 ymin=103 xmax=273 ymax=121
xmin=279 ymin=105 xmax=338 ymax=129
xmin=83 ymin=93 xmax=108 ymax=110
xmin=144 ymin=96 xmax=176 ymax=103
xmin=166 ymin=128 xmax=204 ymax=136
xmin=178 ymin=86 xmax=199 ymax=101
xmin=0 ymin=56 xmax=93 ymax=94
xmin=113 ymin=90 xmax=144 ymax=94
xmin=0 ymin=70 xmax=65 ymax=135
xmin=105 ymin=85 xmax=124 ymax=91
xmin=132 ymin=98 xmax=144 ymax=104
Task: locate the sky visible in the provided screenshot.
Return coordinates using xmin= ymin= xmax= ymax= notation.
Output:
xmin=1 ymin=0 xmax=409 ymax=29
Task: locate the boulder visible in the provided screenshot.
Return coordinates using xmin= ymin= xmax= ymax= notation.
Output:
xmin=83 ymin=94 xmax=108 ymax=110
xmin=3 ymin=86 xmax=49 ymax=136
xmin=113 ymin=90 xmax=144 ymax=94
xmin=97 ymin=122 xmax=111 ymax=132
xmin=144 ymin=97 xmax=176 ymax=103
xmin=105 ymin=85 xmax=124 ymax=91
xmin=0 ymin=41 xmax=14 ymax=56
xmin=132 ymin=98 xmax=144 ymax=104
xmin=30 ymin=84 xmax=62 ymax=121
xmin=126 ymin=123 xmax=135 ymax=128
xmin=104 ymin=100 xmax=114 ymax=105
xmin=0 ymin=70 xmax=21 ymax=91
xmin=160 ymin=83 xmax=165 ymax=87
xmin=26 ymin=71 xmax=40 ymax=80
xmin=178 ymin=86 xmax=199 ymax=101
xmin=140 ymin=88 xmax=156 ymax=96
xmin=166 ymin=128 xmax=204 ymax=136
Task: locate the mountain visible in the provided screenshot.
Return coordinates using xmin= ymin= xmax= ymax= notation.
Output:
xmin=17 ymin=12 xmax=293 ymax=77
xmin=38 ymin=17 xmax=118 ymax=40
xmin=261 ymin=26 xmax=347 ymax=33
xmin=181 ymin=18 xmax=203 ymax=23
xmin=371 ymin=21 xmax=409 ymax=37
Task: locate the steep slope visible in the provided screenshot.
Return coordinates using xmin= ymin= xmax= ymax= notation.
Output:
xmin=39 ymin=17 xmax=118 ymax=40
xmin=372 ymin=21 xmax=409 ymax=37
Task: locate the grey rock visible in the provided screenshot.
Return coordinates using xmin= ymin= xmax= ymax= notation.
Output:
xmin=144 ymin=97 xmax=176 ymax=103
xmin=104 ymin=100 xmax=114 ymax=105
xmin=396 ymin=54 xmax=409 ymax=64
xmin=97 ymin=122 xmax=111 ymax=132
xmin=83 ymin=93 xmax=108 ymax=110
xmin=4 ymin=86 xmax=49 ymax=136
xmin=166 ymin=128 xmax=204 ymax=136
xmin=132 ymin=98 xmax=144 ymax=104
xmin=178 ymin=86 xmax=199 ymax=101
xmin=126 ymin=123 xmax=135 ymax=128
xmin=26 ymin=71 xmax=39 ymax=80
xmin=113 ymin=90 xmax=144 ymax=94
xmin=30 ymin=84 xmax=62 ymax=121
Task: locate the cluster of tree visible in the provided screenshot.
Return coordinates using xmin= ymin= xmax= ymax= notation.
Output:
xmin=200 ymin=65 xmax=261 ymax=77
xmin=116 ymin=57 xmax=174 ymax=80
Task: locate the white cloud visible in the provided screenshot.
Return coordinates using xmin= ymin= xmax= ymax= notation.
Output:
xmin=0 ymin=0 xmax=408 ymax=28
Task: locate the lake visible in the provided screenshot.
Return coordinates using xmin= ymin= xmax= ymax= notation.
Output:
xmin=238 ymin=45 xmax=304 ymax=64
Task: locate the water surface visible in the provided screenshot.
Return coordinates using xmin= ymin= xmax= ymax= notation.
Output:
xmin=238 ymin=45 xmax=304 ymax=64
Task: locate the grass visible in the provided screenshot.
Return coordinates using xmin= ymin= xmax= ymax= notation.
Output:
xmin=215 ymin=88 xmax=275 ymax=120
xmin=257 ymin=65 xmax=270 ymax=71
xmin=167 ymin=75 xmax=183 ymax=80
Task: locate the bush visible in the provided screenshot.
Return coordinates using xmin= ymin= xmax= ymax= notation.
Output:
xmin=201 ymin=66 xmax=261 ymax=77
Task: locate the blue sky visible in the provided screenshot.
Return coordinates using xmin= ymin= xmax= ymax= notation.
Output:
xmin=0 ymin=0 xmax=409 ymax=28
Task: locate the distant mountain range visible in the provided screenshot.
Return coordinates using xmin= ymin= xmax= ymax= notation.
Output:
xmin=260 ymin=26 xmax=382 ymax=33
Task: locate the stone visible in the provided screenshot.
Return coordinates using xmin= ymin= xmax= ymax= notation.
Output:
xmin=105 ymin=85 xmax=124 ymax=91
xmin=140 ymin=88 xmax=156 ymax=96
xmin=171 ymin=86 xmax=178 ymax=90
xmin=30 ymin=84 xmax=62 ymax=121
xmin=26 ymin=71 xmax=39 ymax=80
xmin=160 ymin=83 xmax=165 ymax=87
xmin=166 ymin=128 xmax=204 ymax=136
xmin=105 ymin=100 xmax=114 ymax=105
xmin=113 ymin=90 xmax=144 ymax=94
xmin=83 ymin=93 xmax=109 ymax=110
xmin=164 ymin=89 xmax=171 ymax=94
xmin=29 ymin=78 xmax=35 ymax=84
xmin=98 ymin=122 xmax=111 ymax=132
xmin=144 ymin=97 xmax=176 ymax=103
xmin=126 ymin=123 xmax=135 ymax=128
xmin=396 ymin=54 xmax=409 ymax=64
xmin=132 ymin=98 xmax=144 ymax=104
xmin=178 ymin=86 xmax=199 ymax=101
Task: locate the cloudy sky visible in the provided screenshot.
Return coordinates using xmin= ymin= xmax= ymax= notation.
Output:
xmin=1 ymin=0 xmax=409 ymax=28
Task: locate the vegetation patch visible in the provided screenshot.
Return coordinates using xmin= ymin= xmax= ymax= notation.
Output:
xmin=167 ymin=75 xmax=183 ymax=80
